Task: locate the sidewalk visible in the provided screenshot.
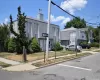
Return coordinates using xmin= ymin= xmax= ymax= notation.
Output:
xmin=0 ymin=57 xmax=20 ymax=65
xmin=2 ymin=48 xmax=100 ymax=71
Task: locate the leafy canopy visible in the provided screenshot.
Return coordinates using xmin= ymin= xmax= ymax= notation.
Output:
xmin=9 ymin=6 xmax=28 ymax=54
xmin=64 ymin=17 xmax=86 ymax=29
xmin=31 ymin=38 xmax=41 ymax=53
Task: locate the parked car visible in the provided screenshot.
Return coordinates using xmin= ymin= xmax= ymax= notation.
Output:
xmin=66 ymin=45 xmax=82 ymax=52
xmin=80 ymin=44 xmax=91 ymax=49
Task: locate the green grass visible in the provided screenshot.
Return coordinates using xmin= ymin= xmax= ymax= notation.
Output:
xmin=0 ymin=61 xmax=11 ymax=68
xmin=0 ymin=52 xmax=12 ymax=57
xmin=0 ymin=51 xmax=77 ymax=62
xmin=93 ymin=50 xmax=100 ymax=52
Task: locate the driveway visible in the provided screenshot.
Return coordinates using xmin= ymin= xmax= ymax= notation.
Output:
xmin=0 ymin=53 xmax=100 ymax=80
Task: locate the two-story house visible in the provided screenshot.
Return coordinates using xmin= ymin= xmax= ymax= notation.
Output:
xmin=11 ymin=10 xmax=60 ymax=51
xmin=60 ymin=27 xmax=93 ymax=46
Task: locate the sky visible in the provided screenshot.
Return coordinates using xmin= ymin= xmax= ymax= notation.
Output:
xmin=0 ymin=0 xmax=100 ymax=29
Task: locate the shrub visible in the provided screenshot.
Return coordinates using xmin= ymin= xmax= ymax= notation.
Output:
xmin=31 ymin=38 xmax=41 ymax=53
xmin=4 ymin=38 xmax=10 ymax=52
xmin=90 ymin=42 xmax=99 ymax=48
xmin=79 ymin=41 xmax=88 ymax=45
xmin=52 ymin=42 xmax=63 ymax=51
xmin=8 ymin=38 xmax=16 ymax=53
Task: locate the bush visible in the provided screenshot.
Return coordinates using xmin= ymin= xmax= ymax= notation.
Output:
xmin=90 ymin=42 xmax=99 ymax=48
xmin=31 ymin=38 xmax=41 ymax=53
xmin=4 ymin=38 xmax=10 ymax=52
xmin=79 ymin=41 xmax=91 ymax=49
xmin=52 ymin=42 xmax=63 ymax=51
xmin=8 ymin=38 xmax=16 ymax=53
xmin=79 ymin=41 xmax=88 ymax=45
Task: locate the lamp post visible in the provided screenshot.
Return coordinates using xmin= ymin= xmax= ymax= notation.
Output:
xmin=46 ymin=0 xmax=51 ymax=60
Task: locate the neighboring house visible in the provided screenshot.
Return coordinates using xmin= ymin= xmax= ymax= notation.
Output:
xmin=60 ymin=27 xmax=93 ymax=46
xmin=11 ymin=10 xmax=60 ymax=51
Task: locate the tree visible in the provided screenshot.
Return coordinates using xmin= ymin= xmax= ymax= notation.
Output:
xmin=64 ymin=17 xmax=86 ymax=29
xmin=31 ymin=38 xmax=41 ymax=53
xmin=10 ymin=6 xmax=28 ymax=54
xmin=0 ymin=24 xmax=10 ymax=52
xmin=52 ymin=42 xmax=63 ymax=51
xmin=8 ymin=38 xmax=16 ymax=53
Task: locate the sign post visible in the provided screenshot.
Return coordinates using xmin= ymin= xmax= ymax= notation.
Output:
xmin=42 ymin=33 xmax=48 ymax=62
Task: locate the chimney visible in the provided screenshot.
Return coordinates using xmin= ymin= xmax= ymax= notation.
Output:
xmin=37 ymin=9 xmax=44 ymax=21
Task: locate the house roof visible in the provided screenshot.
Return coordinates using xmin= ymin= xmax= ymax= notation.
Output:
xmin=12 ymin=16 xmax=59 ymax=28
xmin=26 ymin=16 xmax=59 ymax=27
xmin=61 ymin=27 xmax=77 ymax=31
xmin=61 ymin=27 xmax=88 ymax=32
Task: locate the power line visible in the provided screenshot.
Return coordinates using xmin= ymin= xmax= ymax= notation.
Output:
xmin=47 ymin=0 xmax=99 ymax=26
xmin=65 ymin=0 xmax=100 ymax=22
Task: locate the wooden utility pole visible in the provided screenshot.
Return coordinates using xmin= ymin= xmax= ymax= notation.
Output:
xmin=99 ymin=29 xmax=100 ymax=48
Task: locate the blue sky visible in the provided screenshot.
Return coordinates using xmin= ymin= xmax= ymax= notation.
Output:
xmin=0 ymin=0 xmax=100 ymax=29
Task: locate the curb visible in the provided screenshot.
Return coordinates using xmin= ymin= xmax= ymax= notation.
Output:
xmin=34 ymin=54 xmax=91 ymax=70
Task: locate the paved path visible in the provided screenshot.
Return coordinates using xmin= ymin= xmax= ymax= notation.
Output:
xmin=0 ymin=57 xmax=20 ymax=65
xmin=3 ymin=63 xmax=37 ymax=71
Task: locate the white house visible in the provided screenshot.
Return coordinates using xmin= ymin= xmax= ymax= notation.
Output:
xmin=60 ymin=27 xmax=93 ymax=46
xmin=11 ymin=10 xmax=60 ymax=51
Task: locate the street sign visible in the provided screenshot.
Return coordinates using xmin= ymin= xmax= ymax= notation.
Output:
xmin=42 ymin=33 xmax=48 ymax=37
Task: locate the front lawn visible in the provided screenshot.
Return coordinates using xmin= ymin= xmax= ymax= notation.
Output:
xmin=0 ymin=61 xmax=11 ymax=68
xmin=0 ymin=50 xmax=74 ymax=62
xmin=93 ymin=49 xmax=100 ymax=52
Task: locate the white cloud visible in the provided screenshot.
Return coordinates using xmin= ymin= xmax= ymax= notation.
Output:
xmin=61 ymin=17 xmax=71 ymax=25
xmin=4 ymin=18 xmax=9 ymax=24
xmin=51 ymin=15 xmax=65 ymax=22
xmin=50 ymin=15 xmax=71 ymax=25
xmin=60 ymin=0 xmax=87 ymax=14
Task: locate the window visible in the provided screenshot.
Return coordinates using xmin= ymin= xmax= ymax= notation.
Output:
xmin=80 ymin=31 xmax=85 ymax=39
xmin=56 ymin=28 xmax=59 ymax=37
xmin=52 ymin=27 xmax=55 ymax=36
xmin=34 ymin=23 xmax=38 ymax=38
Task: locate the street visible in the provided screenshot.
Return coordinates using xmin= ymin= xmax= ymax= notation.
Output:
xmin=0 ymin=53 xmax=100 ymax=80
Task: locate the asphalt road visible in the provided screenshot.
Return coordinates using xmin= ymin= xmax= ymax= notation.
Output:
xmin=0 ymin=53 xmax=100 ymax=80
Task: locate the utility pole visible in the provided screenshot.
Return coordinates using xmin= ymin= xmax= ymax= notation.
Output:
xmin=99 ymin=29 xmax=100 ymax=48
xmin=99 ymin=24 xmax=100 ymax=48
xmin=46 ymin=0 xmax=51 ymax=60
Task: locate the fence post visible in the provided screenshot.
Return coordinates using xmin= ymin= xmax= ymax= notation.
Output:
xmin=23 ymin=46 xmax=27 ymax=62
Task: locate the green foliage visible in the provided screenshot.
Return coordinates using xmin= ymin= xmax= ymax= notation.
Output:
xmin=79 ymin=41 xmax=88 ymax=45
xmin=90 ymin=42 xmax=99 ymax=48
xmin=52 ymin=42 xmax=63 ymax=51
xmin=0 ymin=24 xmax=10 ymax=52
xmin=31 ymin=38 xmax=41 ymax=53
xmin=92 ymin=27 xmax=100 ymax=42
xmin=9 ymin=6 xmax=29 ymax=54
xmin=4 ymin=38 xmax=10 ymax=52
xmin=65 ymin=17 xmax=86 ymax=29
xmin=8 ymin=38 xmax=16 ymax=53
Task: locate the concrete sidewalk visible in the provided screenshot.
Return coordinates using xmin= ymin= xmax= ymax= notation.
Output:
xmin=3 ymin=63 xmax=37 ymax=71
xmin=0 ymin=57 xmax=20 ymax=65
